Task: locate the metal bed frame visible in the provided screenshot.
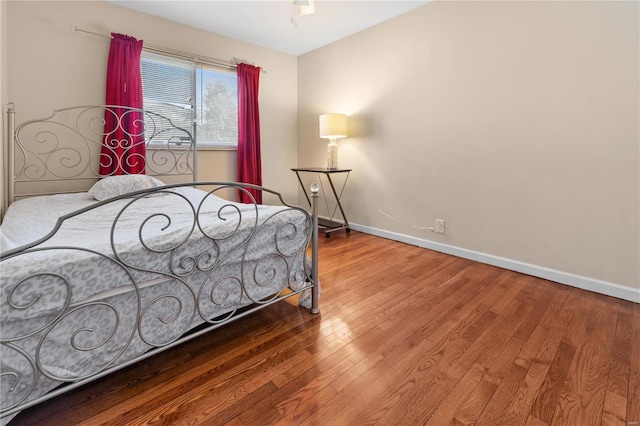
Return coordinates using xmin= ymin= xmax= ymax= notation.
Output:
xmin=6 ymin=103 xmax=199 ymax=204
xmin=0 ymin=105 xmax=320 ymax=422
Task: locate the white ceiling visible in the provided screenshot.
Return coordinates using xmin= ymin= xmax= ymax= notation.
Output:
xmin=109 ymin=1 xmax=430 ymax=56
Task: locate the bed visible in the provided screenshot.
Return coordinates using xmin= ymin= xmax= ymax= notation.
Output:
xmin=0 ymin=105 xmax=320 ymax=423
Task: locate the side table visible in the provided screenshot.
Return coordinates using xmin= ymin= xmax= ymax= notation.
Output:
xmin=291 ymin=167 xmax=351 ymax=237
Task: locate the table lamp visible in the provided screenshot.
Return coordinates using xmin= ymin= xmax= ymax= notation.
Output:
xmin=319 ymin=113 xmax=347 ymax=170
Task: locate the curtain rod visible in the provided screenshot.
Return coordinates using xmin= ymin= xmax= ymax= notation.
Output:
xmin=73 ymin=26 xmax=266 ymax=74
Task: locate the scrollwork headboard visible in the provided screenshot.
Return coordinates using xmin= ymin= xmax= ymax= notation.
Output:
xmin=6 ymin=104 xmax=196 ymax=204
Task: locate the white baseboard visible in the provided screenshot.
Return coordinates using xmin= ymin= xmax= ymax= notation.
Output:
xmin=349 ymin=223 xmax=640 ymax=304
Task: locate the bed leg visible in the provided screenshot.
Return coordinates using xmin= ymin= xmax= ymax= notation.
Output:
xmin=6 ymin=103 xmax=16 ymax=212
xmin=310 ymin=182 xmax=320 ymax=314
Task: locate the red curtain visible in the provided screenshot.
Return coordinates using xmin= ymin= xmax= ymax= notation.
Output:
xmin=237 ymin=63 xmax=262 ymax=204
xmin=99 ymin=33 xmax=145 ymax=175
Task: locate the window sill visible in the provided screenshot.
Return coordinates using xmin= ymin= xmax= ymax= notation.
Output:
xmin=147 ymin=144 xmax=237 ymax=152
xmin=197 ymin=145 xmax=237 ymax=152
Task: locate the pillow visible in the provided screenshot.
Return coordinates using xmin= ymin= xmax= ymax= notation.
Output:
xmin=88 ymin=175 xmax=165 ymax=201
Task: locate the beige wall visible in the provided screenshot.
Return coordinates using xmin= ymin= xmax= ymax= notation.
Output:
xmin=298 ymin=1 xmax=640 ymax=291
xmin=6 ymin=1 xmax=299 ymax=205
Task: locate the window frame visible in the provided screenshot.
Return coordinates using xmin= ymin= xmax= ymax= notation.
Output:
xmin=140 ymin=50 xmax=239 ymax=151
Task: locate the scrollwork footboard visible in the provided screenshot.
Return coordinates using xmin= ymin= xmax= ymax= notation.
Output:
xmin=0 ymin=182 xmax=320 ymax=422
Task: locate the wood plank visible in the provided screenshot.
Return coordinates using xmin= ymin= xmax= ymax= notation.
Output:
xmin=628 ymin=303 xmax=640 ymax=424
xmin=424 ymin=362 xmax=487 ymax=425
xmin=529 ymin=340 xmax=577 ymax=423
xmin=524 ymin=414 xmax=549 ymax=426
xmin=551 ymin=389 xmax=582 ymax=426
xmin=601 ymin=390 xmax=628 ymax=426
xmin=575 ymin=294 xmax=618 ymax=426
xmin=474 ymin=362 xmax=529 ymax=425
xmin=606 ymin=299 xmax=633 ymax=398
xmin=502 ymin=289 xmax=578 ymax=425
xmin=453 ymin=377 xmax=498 ymax=425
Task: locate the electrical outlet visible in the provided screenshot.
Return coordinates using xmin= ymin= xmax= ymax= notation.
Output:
xmin=435 ymin=219 xmax=445 ymax=234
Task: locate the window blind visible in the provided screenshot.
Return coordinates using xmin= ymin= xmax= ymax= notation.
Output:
xmin=141 ymin=51 xmax=238 ymax=148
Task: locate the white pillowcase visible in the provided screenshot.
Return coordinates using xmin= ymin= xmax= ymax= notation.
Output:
xmin=88 ymin=175 xmax=165 ymax=201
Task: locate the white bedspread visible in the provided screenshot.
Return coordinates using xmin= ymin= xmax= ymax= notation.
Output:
xmin=1 ymin=193 xmax=97 ymax=252
xmin=2 ymin=188 xmax=304 ymax=307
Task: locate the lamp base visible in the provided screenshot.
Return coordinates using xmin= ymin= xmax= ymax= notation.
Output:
xmin=327 ymin=140 xmax=338 ymax=170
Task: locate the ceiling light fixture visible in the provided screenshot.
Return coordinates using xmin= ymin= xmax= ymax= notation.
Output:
xmin=295 ymin=0 xmax=315 ymax=16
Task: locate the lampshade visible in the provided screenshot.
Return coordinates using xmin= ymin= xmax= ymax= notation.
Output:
xmin=319 ymin=113 xmax=347 ymax=139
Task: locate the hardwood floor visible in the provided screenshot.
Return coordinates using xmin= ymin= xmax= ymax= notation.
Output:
xmin=10 ymin=231 xmax=640 ymax=425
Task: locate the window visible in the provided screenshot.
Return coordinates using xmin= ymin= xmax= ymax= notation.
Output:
xmin=141 ymin=51 xmax=238 ymax=148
